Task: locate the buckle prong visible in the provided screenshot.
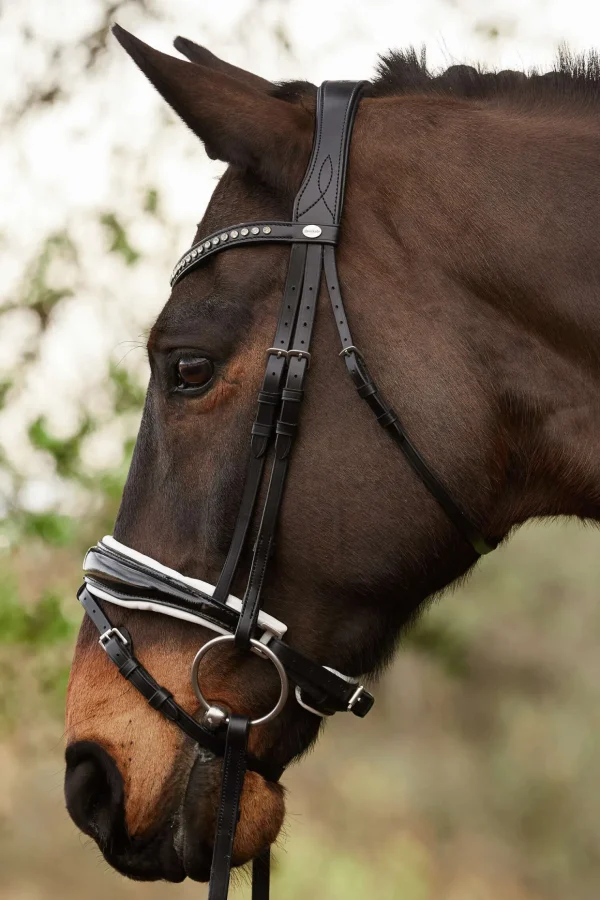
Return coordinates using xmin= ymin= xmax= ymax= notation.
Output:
xmin=347 ymin=684 xmax=366 ymax=711
xmin=266 ymin=347 xmax=288 ymax=361
xmin=287 ymin=349 xmax=311 ymax=368
xmin=99 ymin=627 xmax=128 ymax=649
xmin=339 ymin=345 xmax=364 ymax=362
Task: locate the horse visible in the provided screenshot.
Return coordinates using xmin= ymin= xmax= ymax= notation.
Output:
xmin=64 ymin=25 xmax=600 ymax=889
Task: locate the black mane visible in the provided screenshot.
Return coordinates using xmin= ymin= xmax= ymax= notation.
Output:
xmin=373 ymin=46 xmax=600 ymax=103
xmin=274 ymin=47 xmax=600 ymax=107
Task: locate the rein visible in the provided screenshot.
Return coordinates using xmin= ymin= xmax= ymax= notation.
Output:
xmin=78 ymin=80 xmax=496 ymax=899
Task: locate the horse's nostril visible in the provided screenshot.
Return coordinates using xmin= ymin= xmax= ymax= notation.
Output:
xmin=65 ymin=740 xmax=127 ymax=848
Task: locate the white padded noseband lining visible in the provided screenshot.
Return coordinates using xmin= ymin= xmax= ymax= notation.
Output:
xmin=84 ymin=535 xmax=287 ymax=641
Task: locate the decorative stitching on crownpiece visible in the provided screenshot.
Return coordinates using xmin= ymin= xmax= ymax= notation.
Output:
xmin=294 ymin=81 xmax=325 ymax=221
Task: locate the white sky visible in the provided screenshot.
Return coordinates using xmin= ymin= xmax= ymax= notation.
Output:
xmin=1 ymin=0 xmax=599 ymax=511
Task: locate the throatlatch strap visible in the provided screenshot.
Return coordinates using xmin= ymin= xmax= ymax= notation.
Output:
xmin=208 ymin=714 xmax=250 ymax=900
xmin=322 ymin=246 xmax=496 ymax=555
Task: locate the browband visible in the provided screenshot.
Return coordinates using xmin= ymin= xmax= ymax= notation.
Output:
xmin=171 ymin=222 xmax=339 ymax=286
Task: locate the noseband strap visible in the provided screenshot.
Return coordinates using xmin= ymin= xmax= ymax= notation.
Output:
xmin=78 ymin=79 xmax=497 ymax=900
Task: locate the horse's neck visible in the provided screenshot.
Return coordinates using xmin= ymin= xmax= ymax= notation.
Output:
xmin=397 ymin=99 xmax=600 ymax=528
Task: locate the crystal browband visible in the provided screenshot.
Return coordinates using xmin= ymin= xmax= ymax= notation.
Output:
xmin=171 ymin=221 xmax=339 ymax=286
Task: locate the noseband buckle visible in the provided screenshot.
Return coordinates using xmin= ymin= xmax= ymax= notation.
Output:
xmin=99 ymin=627 xmax=129 ymax=649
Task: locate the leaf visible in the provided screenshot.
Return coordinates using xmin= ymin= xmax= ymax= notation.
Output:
xmin=0 ymin=583 xmax=75 ymax=647
xmin=28 ymin=415 xmax=94 ymax=479
xmin=21 ymin=511 xmax=75 ymax=546
xmin=100 ymin=212 xmax=140 ymax=265
xmin=109 ymin=361 xmax=145 ymax=414
xmin=144 ymin=187 xmax=159 ymax=214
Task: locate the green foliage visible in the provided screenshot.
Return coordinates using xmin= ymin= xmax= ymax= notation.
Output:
xmin=38 ymin=662 xmax=72 ymax=715
xmin=109 ymin=361 xmax=146 ymax=415
xmin=20 ymin=231 xmax=76 ymax=327
xmin=28 ymin=415 xmax=93 ymax=479
xmin=20 ymin=511 xmax=75 ymax=546
xmin=274 ymin=830 xmax=430 ymax=900
xmin=100 ymin=212 xmax=140 ymax=265
xmin=0 ymin=378 xmax=12 ymax=409
xmin=0 ymin=580 xmax=74 ymax=647
xmin=404 ymin=618 xmax=470 ymax=678
xmin=144 ymin=187 xmax=159 ymax=214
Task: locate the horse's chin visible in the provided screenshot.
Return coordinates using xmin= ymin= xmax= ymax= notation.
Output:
xmin=97 ymin=824 xmax=187 ymax=883
xmin=173 ymin=750 xmax=286 ymax=882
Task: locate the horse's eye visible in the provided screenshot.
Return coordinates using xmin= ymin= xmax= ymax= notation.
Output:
xmin=176 ymin=357 xmax=215 ymax=392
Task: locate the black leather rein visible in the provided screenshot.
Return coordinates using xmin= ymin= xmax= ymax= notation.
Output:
xmin=78 ymin=80 xmax=496 ymax=900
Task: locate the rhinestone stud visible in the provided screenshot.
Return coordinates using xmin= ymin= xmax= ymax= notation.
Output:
xmin=251 ymin=226 xmax=260 ymax=235
xmin=204 ymin=241 xmax=211 ymax=250
xmin=220 ymin=233 xmax=228 ymax=242
xmin=262 ymin=225 xmax=272 ymax=234
xmin=191 ymin=249 xmax=198 ymax=258
xmin=185 ymin=254 xmax=191 ymax=263
xmin=230 ymin=230 xmax=239 ymax=239
xmin=211 ymin=237 xmax=219 ymax=246
xmin=240 ymin=228 xmax=249 ymax=236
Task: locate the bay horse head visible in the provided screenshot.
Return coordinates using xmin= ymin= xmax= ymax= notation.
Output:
xmin=65 ymin=27 xmax=600 ymax=888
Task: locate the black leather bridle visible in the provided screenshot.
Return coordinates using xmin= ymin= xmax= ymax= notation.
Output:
xmin=77 ymin=81 xmax=496 ymax=900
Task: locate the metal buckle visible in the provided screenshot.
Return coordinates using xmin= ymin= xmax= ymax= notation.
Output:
xmin=265 ymin=347 xmax=288 ymax=361
xmin=339 ymin=345 xmax=364 ymax=362
xmin=287 ymin=349 xmax=311 ymax=368
xmin=98 ymin=627 xmax=128 ymax=650
xmin=347 ymin=684 xmax=366 ymax=711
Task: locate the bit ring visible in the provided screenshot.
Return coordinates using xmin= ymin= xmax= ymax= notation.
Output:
xmin=191 ymin=634 xmax=289 ymax=727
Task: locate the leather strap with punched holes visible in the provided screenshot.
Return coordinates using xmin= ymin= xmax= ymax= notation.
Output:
xmin=208 ymin=714 xmax=251 ymax=900
xmin=233 ymin=81 xmax=367 ymax=651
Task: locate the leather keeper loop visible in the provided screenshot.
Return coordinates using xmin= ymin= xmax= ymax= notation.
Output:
xmin=357 ymin=380 xmax=377 ymax=399
xmin=257 ymin=390 xmax=280 ymax=405
xmin=281 ymin=388 xmax=303 ymax=402
xmin=276 ymin=421 xmax=297 ymax=437
xmin=377 ymin=409 xmax=398 ymax=428
xmin=148 ymin=687 xmax=174 ymax=710
xmin=251 ymin=422 xmax=272 ymax=438
xmin=118 ymin=657 xmax=139 ymax=679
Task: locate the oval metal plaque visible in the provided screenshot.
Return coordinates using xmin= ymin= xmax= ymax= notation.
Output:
xmin=302 ymin=224 xmax=322 ymax=238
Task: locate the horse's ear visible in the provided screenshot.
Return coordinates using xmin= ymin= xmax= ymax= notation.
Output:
xmin=173 ymin=36 xmax=274 ymax=93
xmin=113 ymin=25 xmax=311 ymax=193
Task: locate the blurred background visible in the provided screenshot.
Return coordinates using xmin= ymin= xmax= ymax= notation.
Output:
xmin=2 ymin=1 xmax=600 ymax=898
